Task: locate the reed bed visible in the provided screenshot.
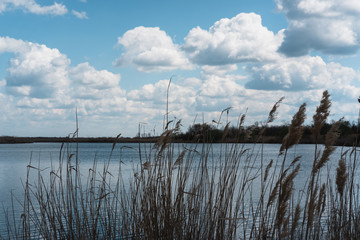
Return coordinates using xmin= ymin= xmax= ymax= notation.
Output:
xmin=2 ymin=90 xmax=360 ymax=239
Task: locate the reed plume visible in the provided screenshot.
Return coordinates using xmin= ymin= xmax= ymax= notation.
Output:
xmin=267 ymin=96 xmax=285 ymax=124
xmin=312 ymin=90 xmax=331 ymax=141
xmin=336 ymin=158 xmax=347 ymax=197
xmin=291 ymin=204 xmax=301 ymax=239
xmin=313 ymin=120 xmax=342 ymax=175
xmin=5 ymin=90 xmax=360 ymax=239
xmin=280 ymin=103 xmax=306 ymax=154
xmin=275 ymin=164 xmax=301 ymax=237
xmin=259 ymin=97 xmax=285 ymax=137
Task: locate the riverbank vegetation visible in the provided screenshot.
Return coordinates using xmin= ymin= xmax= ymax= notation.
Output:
xmin=175 ymin=118 xmax=358 ymax=145
xmin=1 ymin=118 xmax=358 ymax=146
xmin=2 ymin=90 xmax=360 ymax=239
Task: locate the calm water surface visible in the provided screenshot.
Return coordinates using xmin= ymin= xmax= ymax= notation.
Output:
xmin=0 ymin=142 xmax=352 ymax=235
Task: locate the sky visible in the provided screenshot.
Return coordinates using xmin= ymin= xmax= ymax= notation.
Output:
xmin=1 ymin=0 xmax=360 ymax=137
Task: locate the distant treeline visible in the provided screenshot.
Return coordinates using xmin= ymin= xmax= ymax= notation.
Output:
xmin=0 ymin=136 xmax=158 ymax=144
xmin=174 ymin=120 xmax=359 ymax=146
xmin=1 ymin=120 xmax=358 ymax=145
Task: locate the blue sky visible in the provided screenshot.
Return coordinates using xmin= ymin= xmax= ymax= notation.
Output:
xmin=1 ymin=0 xmax=360 ymax=137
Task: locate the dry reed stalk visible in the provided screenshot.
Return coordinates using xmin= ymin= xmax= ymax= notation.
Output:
xmin=280 ymin=103 xmax=306 ymax=154
xmin=305 ymin=184 xmax=318 ymax=238
xmin=155 ymin=120 xmax=182 ymax=153
xmin=257 ymin=96 xmax=285 ymax=139
xmin=336 ymin=158 xmax=347 ymax=197
xmin=290 ymin=204 xmax=301 ymax=239
xmin=232 ymin=112 xmax=247 ymax=142
xmin=317 ymin=183 xmax=326 ymax=215
xmin=215 ymin=107 xmax=232 ymax=128
xmin=302 ymin=91 xmax=333 ymax=239
xmin=6 ymin=90 xmax=360 ymax=239
xmin=313 ymin=120 xmax=342 ymax=175
xmin=275 ymin=102 xmax=306 ymax=238
xmin=221 ymin=122 xmax=230 ymax=142
xmin=267 ymin=96 xmax=285 ymax=124
xmin=251 ymin=97 xmax=285 ymax=240
xmin=275 ymin=164 xmax=301 ymax=238
xmin=264 ymin=159 xmax=273 ymax=182
xmin=239 ymin=113 xmax=246 ymax=127
xmin=312 ymin=90 xmax=331 ymax=141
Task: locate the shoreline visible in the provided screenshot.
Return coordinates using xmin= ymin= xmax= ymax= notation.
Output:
xmin=0 ymin=135 xmax=356 ymax=146
xmin=0 ymin=136 xmax=159 ymax=144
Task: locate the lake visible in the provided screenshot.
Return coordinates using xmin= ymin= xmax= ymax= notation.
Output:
xmin=0 ymin=142 xmax=353 ymax=237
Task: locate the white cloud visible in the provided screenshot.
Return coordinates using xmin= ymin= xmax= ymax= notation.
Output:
xmin=114 ymin=26 xmax=193 ymax=72
xmin=245 ymin=55 xmax=357 ymax=91
xmin=125 ymin=74 xmax=250 ymax=126
xmin=72 ymin=10 xmax=88 ymax=19
xmin=0 ymin=0 xmax=68 ymax=15
xmin=5 ymin=41 xmax=70 ymax=98
xmin=70 ymin=62 xmax=124 ymax=100
xmin=183 ymin=13 xmax=284 ymax=65
xmin=126 ymin=78 xmax=202 ymax=130
xmin=199 ymin=73 xmax=245 ymax=98
xmin=0 ymin=37 xmax=127 ymax=119
xmin=3 ymin=6 xmax=360 ymax=137
xmin=201 ymin=64 xmax=239 ymax=76
xmin=128 ymin=79 xmax=196 ymax=107
xmin=276 ymin=0 xmax=360 ymax=56
xmin=71 ymin=62 xmax=120 ymax=89
xmin=1 ymin=34 xmax=358 ymax=136
xmin=0 ymin=36 xmax=28 ymax=54
xmin=0 ymin=37 xmax=134 ymax=136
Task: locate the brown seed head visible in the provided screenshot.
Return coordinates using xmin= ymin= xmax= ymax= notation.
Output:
xmin=280 ymin=103 xmax=306 ymax=154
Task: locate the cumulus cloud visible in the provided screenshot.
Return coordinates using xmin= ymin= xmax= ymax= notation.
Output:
xmin=201 ymin=64 xmax=239 ymax=76
xmin=125 ymin=75 xmax=250 ymax=131
xmin=72 ymin=10 xmax=88 ymax=19
xmin=183 ymin=13 xmax=284 ymax=65
xmin=2 ymin=9 xmax=360 ymax=136
xmin=2 ymin=34 xmax=359 ymax=136
xmin=127 ymin=72 xmax=249 ymax=126
xmin=113 ymin=13 xmax=284 ymax=72
xmin=0 ymin=37 xmax=132 ymax=136
xmin=70 ymin=62 xmax=124 ymax=100
xmin=114 ymin=26 xmax=193 ymax=72
xmin=126 ymin=73 xmax=251 ymax=126
xmin=0 ymin=0 xmax=68 ymax=15
xmin=0 ymin=36 xmax=27 ymax=53
xmin=1 ymin=37 xmax=126 ymax=113
xmin=71 ymin=63 xmax=120 ymax=89
xmin=245 ymin=55 xmax=357 ymax=91
xmin=199 ymin=71 xmax=246 ymax=98
xmin=128 ymin=79 xmax=196 ymax=114
xmin=276 ymin=0 xmax=360 ymax=56
xmin=5 ymin=41 xmax=70 ymax=98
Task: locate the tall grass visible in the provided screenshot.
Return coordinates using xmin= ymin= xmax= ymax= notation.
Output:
xmin=2 ymin=90 xmax=360 ymax=239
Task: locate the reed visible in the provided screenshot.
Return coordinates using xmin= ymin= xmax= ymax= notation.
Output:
xmin=2 ymin=90 xmax=360 ymax=239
